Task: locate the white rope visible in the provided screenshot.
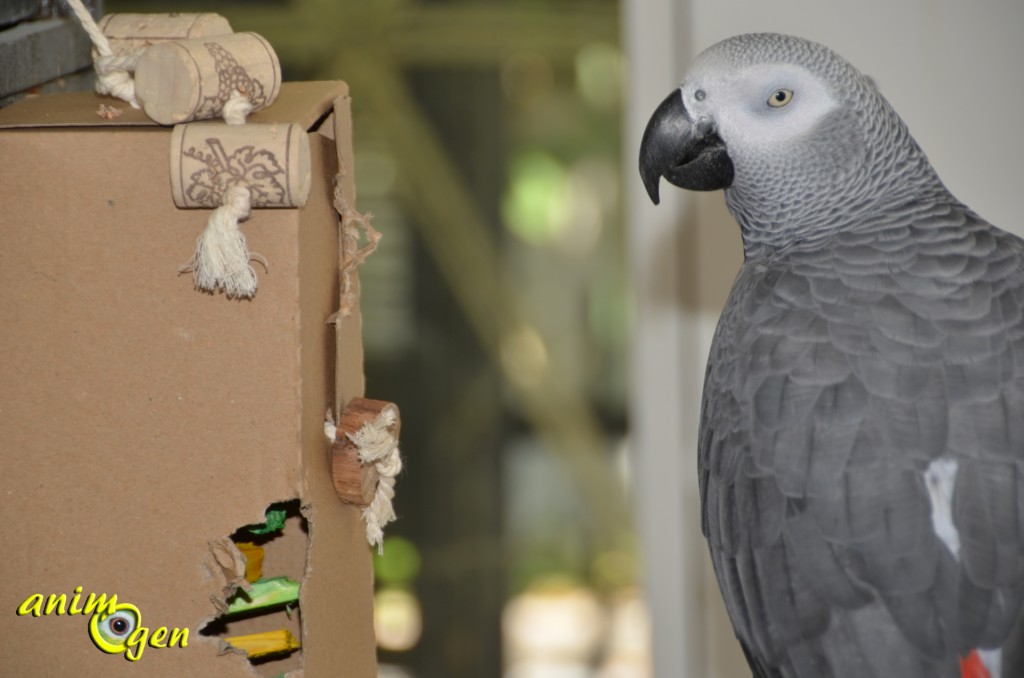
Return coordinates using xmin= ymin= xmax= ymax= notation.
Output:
xmin=323 ymin=414 xmax=338 ymax=442
xmin=349 ymin=408 xmax=402 ymax=554
xmin=63 ymin=0 xmax=140 ymax=108
xmin=179 ymin=185 xmax=265 ymax=299
xmin=222 ymin=89 xmax=254 ymax=125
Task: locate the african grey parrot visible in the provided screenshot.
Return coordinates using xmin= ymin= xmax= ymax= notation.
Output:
xmin=638 ymin=33 xmax=1024 ymax=678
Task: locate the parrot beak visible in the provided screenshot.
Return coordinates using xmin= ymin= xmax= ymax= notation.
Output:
xmin=639 ymin=89 xmax=734 ymax=204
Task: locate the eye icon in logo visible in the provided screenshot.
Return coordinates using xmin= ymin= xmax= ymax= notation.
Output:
xmin=89 ymin=603 xmax=141 ymax=654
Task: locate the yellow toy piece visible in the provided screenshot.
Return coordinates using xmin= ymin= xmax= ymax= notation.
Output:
xmin=234 ymin=542 xmax=265 ymax=583
xmin=225 ymin=628 xmax=301 ymax=658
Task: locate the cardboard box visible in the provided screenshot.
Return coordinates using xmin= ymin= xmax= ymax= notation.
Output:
xmin=0 ymin=82 xmax=377 ymax=676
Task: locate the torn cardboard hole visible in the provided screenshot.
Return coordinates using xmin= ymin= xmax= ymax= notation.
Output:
xmin=203 ymin=500 xmax=307 ymax=675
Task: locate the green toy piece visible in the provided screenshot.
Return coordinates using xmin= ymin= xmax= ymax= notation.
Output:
xmin=225 ymin=577 xmax=300 ymax=616
xmin=247 ymin=509 xmax=288 ymax=536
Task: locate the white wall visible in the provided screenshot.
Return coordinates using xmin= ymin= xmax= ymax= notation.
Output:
xmin=624 ymin=2 xmax=1024 ymax=676
xmin=623 ymin=0 xmax=710 ymax=674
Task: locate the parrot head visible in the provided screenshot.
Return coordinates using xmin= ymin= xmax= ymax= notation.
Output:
xmin=639 ymin=33 xmax=863 ymax=204
xmin=639 ymin=33 xmax=938 ymax=247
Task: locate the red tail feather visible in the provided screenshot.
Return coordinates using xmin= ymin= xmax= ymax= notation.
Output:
xmin=961 ymin=650 xmax=991 ymax=678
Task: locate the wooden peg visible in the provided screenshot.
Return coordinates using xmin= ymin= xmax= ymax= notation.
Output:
xmin=331 ymin=398 xmax=400 ymax=507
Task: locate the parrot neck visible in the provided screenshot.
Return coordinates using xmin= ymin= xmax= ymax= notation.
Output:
xmin=725 ymin=110 xmax=950 ymax=261
xmin=727 ymin=182 xmax=946 ymax=261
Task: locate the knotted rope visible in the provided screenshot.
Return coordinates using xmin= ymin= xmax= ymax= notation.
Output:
xmin=63 ymin=0 xmax=139 ymax=107
xmin=324 ymin=407 xmax=402 ymax=553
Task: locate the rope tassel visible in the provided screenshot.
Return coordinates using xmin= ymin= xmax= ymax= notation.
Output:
xmin=179 ymin=185 xmax=265 ymax=299
xmin=349 ymin=407 xmax=403 ymax=553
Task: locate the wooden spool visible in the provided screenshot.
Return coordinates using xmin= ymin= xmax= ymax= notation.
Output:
xmin=331 ymin=399 xmax=401 ymax=507
xmin=96 ymin=13 xmax=233 ymax=57
xmin=134 ymin=32 xmax=281 ymax=125
xmin=169 ymin=122 xmax=311 ymax=209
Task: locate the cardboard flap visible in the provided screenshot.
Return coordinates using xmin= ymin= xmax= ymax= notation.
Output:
xmin=0 ymin=80 xmax=349 ymax=132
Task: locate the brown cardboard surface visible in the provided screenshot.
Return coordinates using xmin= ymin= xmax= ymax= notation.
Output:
xmin=0 ymin=83 xmax=376 ymax=676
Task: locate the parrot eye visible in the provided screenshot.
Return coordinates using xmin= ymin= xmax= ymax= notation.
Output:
xmin=694 ymin=89 xmax=706 ymax=101
xmin=768 ymin=89 xmax=793 ymax=107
